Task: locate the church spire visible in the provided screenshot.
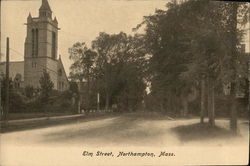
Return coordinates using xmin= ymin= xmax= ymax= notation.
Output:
xmin=28 ymin=12 xmax=32 ymax=18
xmin=27 ymin=12 xmax=32 ymax=22
xmin=39 ymin=0 xmax=52 ymax=18
xmin=39 ymin=0 xmax=52 ymax=12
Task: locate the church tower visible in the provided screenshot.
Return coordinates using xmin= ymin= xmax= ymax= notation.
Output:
xmin=24 ymin=0 xmax=59 ymax=89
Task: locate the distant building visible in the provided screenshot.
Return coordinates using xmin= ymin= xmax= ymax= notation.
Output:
xmin=0 ymin=0 xmax=69 ymax=91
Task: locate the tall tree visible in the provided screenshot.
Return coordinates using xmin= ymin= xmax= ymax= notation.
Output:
xmin=92 ymin=32 xmax=147 ymax=111
xmin=69 ymin=42 xmax=97 ymax=109
xmin=138 ymin=0 xmax=249 ymax=126
xmin=218 ymin=2 xmax=249 ymax=132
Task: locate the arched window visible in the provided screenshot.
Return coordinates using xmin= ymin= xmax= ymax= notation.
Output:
xmin=52 ymin=32 xmax=56 ymax=59
xmin=35 ymin=29 xmax=38 ymax=56
xmin=32 ymin=29 xmax=35 ymax=57
xmin=32 ymin=28 xmax=38 ymax=57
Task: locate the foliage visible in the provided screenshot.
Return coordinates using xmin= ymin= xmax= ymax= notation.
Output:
xmin=68 ymin=42 xmax=97 ymax=82
xmin=39 ymin=70 xmax=54 ymax=102
xmin=69 ymin=81 xmax=79 ymax=95
xmin=25 ymin=85 xmax=34 ymax=98
xmin=91 ymin=32 xmax=147 ymax=110
xmin=68 ymin=32 xmax=147 ymax=111
xmin=1 ymin=77 xmax=13 ymax=104
xmin=137 ymin=0 xmax=249 ymax=117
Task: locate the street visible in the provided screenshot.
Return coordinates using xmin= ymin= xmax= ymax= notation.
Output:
xmin=1 ymin=112 xmax=249 ymax=147
xmin=1 ymin=112 xmax=249 ymax=166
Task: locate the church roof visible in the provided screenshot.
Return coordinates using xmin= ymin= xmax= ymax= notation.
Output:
xmin=39 ymin=0 xmax=52 ymax=12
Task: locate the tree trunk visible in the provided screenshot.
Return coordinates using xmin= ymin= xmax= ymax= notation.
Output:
xmin=87 ymin=68 xmax=90 ymax=110
xmin=160 ymin=100 xmax=164 ymax=112
xmin=207 ymin=77 xmax=215 ymax=127
xmin=104 ymin=62 xmax=109 ymax=112
xmin=207 ymin=77 xmax=211 ymax=124
xmin=200 ymin=78 xmax=205 ymax=123
xmin=230 ymin=83 xmax=237 ymax=133
xmin=105 ymin=92 xmax=109 ymax=111
xmin=209 ymin=81 xmax=215 ymax=126
xmin=183 ymin=99 xmax=188 ymax=117
xmin=105 ymin=89 xmax=110 ymax=111
xmin=229 ymin=2 xmax=239 ymax=133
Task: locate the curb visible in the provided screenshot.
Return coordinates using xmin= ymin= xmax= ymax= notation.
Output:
xmin=0 ymin=114 xmax=85 ymax=125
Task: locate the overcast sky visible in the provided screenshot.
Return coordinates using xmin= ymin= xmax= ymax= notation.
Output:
xmin=1 ymin=0 xmax=249 ymax=76
xmin=1 ymin=0 xmax=167 ymax=75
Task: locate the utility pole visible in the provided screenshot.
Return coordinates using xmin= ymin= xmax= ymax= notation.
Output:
xmin=0 ymin=76 xmax=2 ymax=120
xmin=0 ymin=0 xmax=2 ymax=120
xmin=97 ymin=92 xmax=100 ymax=111
xmin=4 ymin=37 xmax=10 ymax=121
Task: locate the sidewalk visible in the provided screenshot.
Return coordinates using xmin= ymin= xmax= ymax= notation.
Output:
xmin=0 ymin=111 xmax=118 ymax=133
xmin=0 ymin=113 xmax=85 ymax=125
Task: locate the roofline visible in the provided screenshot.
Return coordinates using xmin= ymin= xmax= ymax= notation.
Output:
xmin=58 ymin=57 xmax=69 ymax=83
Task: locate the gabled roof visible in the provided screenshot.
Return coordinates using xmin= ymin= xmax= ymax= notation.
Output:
xmin=39 ymin=0 xmax=52 ymax=12
xmin=57 ymin=55 xmax=69 ymax=83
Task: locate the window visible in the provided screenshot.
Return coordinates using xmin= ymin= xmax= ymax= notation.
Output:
xmin=32 ymin=28 xmax=38 ymax=57
xmin=52 ymin=32 xmax=56 ymax=59
xmin=32 ymin=29 xmax=35 ymax=56
xmin=35 ymin=29 xmax=38 ymax=57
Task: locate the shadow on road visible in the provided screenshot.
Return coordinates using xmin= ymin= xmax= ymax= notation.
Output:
xmin=39 ymin=112 xmax=167 ymax=146
xmin=37 ymin=112 xmax=176 ymax=146
xmin=2 ymin=112 xmax=248 ymax=147
xmin=171 ymin=123 xmax=240 ymax=142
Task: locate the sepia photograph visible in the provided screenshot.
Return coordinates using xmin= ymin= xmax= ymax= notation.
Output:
xmin=0 ymin=0 xmax=249 ymax=165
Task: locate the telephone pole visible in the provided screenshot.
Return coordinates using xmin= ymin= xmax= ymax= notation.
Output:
xmin=97 ymin=92 xmax=100 ymax=111
xmin=0 ymin=75 xmax=2 ymax=120
xmin=4 ymin=37 xmax=10 ymax=121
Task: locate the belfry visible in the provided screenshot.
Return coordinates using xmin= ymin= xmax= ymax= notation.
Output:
xmin=24 ymin=0 xmax=69 ymax=91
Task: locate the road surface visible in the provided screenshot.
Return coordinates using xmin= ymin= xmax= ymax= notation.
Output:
xmin=1 ymin=112 xmax=248 ymax=147
xmin=1 ymin=112 xmax=249 ymax=166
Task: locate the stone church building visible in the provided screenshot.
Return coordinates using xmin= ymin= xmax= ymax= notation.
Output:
xmin=0 ymin=0 xmax=69 ymax=91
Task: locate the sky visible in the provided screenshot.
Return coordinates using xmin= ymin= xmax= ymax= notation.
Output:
xmin=0 ymin=0 xmax=168 ymax=75
xmin=1 ymin=0 xmax=249 ymax=76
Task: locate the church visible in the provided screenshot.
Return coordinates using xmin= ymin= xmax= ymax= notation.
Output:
xmin=0 ymin=0 xmax=69 ymax=91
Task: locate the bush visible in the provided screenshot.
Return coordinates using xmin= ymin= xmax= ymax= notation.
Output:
xmin=8 ymin=90 xmax=76 ymax=113
xmin=25 ymin=85 xmax=34 ymax=98
xmin=9 ymin=91 xmax=29 ymax=112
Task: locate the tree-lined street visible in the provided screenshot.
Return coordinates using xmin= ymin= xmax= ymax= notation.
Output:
xmin=1 ymin=112 xmax=248 ymax=147
xmin=0 ymin=0 xmax=249 ymax=165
